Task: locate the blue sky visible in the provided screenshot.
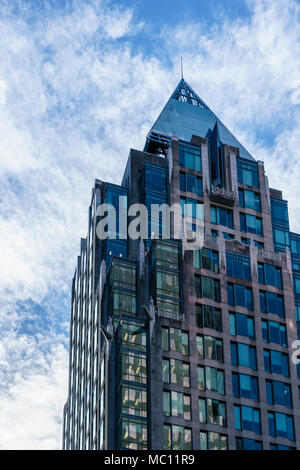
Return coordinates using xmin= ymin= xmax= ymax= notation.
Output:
xmin=1 ymin=0 xmax=300 ymax=449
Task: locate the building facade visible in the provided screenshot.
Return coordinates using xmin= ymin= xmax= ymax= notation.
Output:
xmin=62 ymin=79 xmax=300 ymax=450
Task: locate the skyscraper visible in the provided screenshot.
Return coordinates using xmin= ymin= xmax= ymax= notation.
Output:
xmin=62 ymin=79 xmax=300 ymax=451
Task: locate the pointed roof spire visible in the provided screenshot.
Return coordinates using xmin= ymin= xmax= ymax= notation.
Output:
xmin=172 ymin=79 xmax=208 ymax=108
xmin=181 ymin=56 xmax=183 ymax=80
xmin=145 ymin=79 xmax=254 ymax=161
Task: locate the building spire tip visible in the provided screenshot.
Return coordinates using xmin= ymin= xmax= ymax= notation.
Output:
xmin=180 ymin=56 xmax=183 ymax=80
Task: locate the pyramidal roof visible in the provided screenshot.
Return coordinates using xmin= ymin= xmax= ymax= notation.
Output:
xmin=146 ymin=79 xmax=254 ymax=161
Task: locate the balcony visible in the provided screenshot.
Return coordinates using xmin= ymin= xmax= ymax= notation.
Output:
xmin=209 ymin=185 xmax=236 ymax=206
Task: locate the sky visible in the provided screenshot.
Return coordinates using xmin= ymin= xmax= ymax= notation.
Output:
xmin=1 ymin=0 xmax=300 ymax=449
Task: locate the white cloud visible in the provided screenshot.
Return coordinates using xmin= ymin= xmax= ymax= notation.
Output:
xmin=0 ymin=338 xmax=68 ymax=450
xmin=1 ymin=0 xmax=300 ymax=450
xmin=159 ymin=0 xmax=300 ymax=230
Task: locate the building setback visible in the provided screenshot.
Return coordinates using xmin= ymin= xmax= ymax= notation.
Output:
xmin=62 ymin=79 xmax=300 ymax=450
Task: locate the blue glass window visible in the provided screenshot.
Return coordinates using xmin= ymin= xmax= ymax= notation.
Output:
xmin=180 ymin=197 xmax=204 ymax=220
xmin=180 ymin=172 xmax=203 ymax=196
xmin=254 ymin=240 xmax=264 ymax=249
xmin=179 ymin=144 xmax=202 ymax=172
xmin=258 ymin=263 xmax=282 ymax=288
xmin=237 ymin=159 xmax=259 ymax=188
xmin=270 ymin=199 xmax=289 ymax=227
xmin=266 ymin=380 xmax=292 ymax=408
xmin=293 ymin=273 xmax=300 ymax=301
xmin=234 ymin=405 xmax=261 ymax=434
xmin=211 ymin=205 xmax=234 ymax=229
xmin=194 ymin=248 xmax=219 ymax=273
xmin=291 ymin=234 xmax=300 ymax=256
xmin=239 ymin=189 xmax=261 ymax=212
xmin=232 ymin=373 xmax=259 ymax=401
xmin=144 ymin=162 xmax=167 ymax=194
xmin=223 ymin=232 xmax=235 ymax=240
xmin=273 ymin=227 xmax=290 ymax=252
xmin=292 ymin=259 xmax=300 ymax=272
xmin=227 ymin=283 xmax=253 ymax=310
xmin=260 ymin=291 xmax=284 ymax=318
xmin=270 ymin=443 xmax=294 ymax=450
xmin=240 ymin=213 xmax=262 ymax=236
xmin=226 ymin=251 xmax=251 ymax=281
xmin=268 ymin=412 xmax=294 ymax=441
xmin=236 ymin=438 xmax=262 ymax=450
xmin=231 ymin=342 xmax=257 ymax=370
xmin=264 ymin=349 xmax=289 ymax=377
xmin=262 ymin=320 xmax=287 ymax=347
xmin=229 ymin=312 xmax=254 ymax=339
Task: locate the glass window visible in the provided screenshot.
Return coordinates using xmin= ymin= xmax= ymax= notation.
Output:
xmin=273 ymin=227 xmax=290 ymax=251
xmin=237 ymin=159 xmax=259 ymax=187
xmin=268 ymin=412 xmax=294 ymax=441
xmin=157 ymin=269 xmax=180 ymax=298
xmin=223 ymin=232 xmax=235 ymax=240
xmin=113 ymin=291 xmax=136 ymax=316
xmin=162 ymin=358 xmax=190 ymax=388
xmin=236 ymin=437 xmax=262 ymax=450
xmin=271 ymin=199 xmax=289 ymax=227
xmin=121 ymin=321 xmax=147 ymax=352
xmin=293 ymin=273 xmax=300 ymax=301
xmin=180 ymin=172 xmax=203 ymax=196
xmin=162 ymin=327 xmax=189 ymax=355
xmin=226 ymin=251 xmax=251 ymax=281
xmin=121 ymin=418 xmax=147 ymax=450
xmin=199 ymin=398 xmax=226 ymax=426
xmin=122 ymin=352 xmax=147 ymax=384
xmin=211 ymin=205 xmax=234 ymax=229
xmin=234 ymin=405 xmax=261 ymax=434
xmin=262 ymin=320 xmax=287 ymax=347
xmin=180 ymin=197 xmax=204 ymax=220
xmin=264 ymin=349 xmax=289 ymax=377
xmin=266 ymin=380 xmax=292 ymax=408
xmin=195 ymin=275 xmax=221 ymax=302
xmin=198 ymin=366 xmax=225 ymax=394
xmin=113 ymin=261 xmax=136 ymax=290
xmin=291 ymin=234 xmax=300 ymax=256
xmin=231 ymin=342 xmax=257 ymax=370
xmin=239 ymin=188 xmax=261 ymax=212
xmin=155 ymin=242 xmax=179 ymax=269
xmin=260 ymin=291 xmax=285 ymax=318
xmin=258 ymin=263 xmax=282 ymax=288
xmin=179 ymin=144 xmax=202 ymax=172
xmin=122 ymin=384 xmax=147 ymax=417
xmin=200 ymin=431 xmax=227 ymax=450
xmin=229 ymin=312 xmax=255 ymax=339
xmin=227 ymin=283 xmax=253 ymax=310
xmin=197 ymin=335 xmax=224 ymax=363
xmin=163 ymin=391 xmax=191 ymax=420
xmin=196 ymin=304 xmax=222 ymax=332
xmin=232 ymin=373 xmax=259 ymax=401
xmin=163 ymin=424 xmax=192 ymax=450
xmin=144 ymin=162 xmax=167 ymax=194
xmin=194 ymin=248 xmax=219 ymax=273
xmin=240 ymin=213 xmax=262 ymax=236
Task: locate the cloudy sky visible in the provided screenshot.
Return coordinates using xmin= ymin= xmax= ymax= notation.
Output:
xmin=1 ymin=0 xmax=300 ymax=449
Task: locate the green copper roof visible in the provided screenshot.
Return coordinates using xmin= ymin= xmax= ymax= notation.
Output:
xmin=146 ymin=79 xmax=254 ymax=161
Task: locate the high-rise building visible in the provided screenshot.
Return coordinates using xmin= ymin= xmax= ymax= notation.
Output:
xmin=62 ymin=79 xmax=300 ymax=451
